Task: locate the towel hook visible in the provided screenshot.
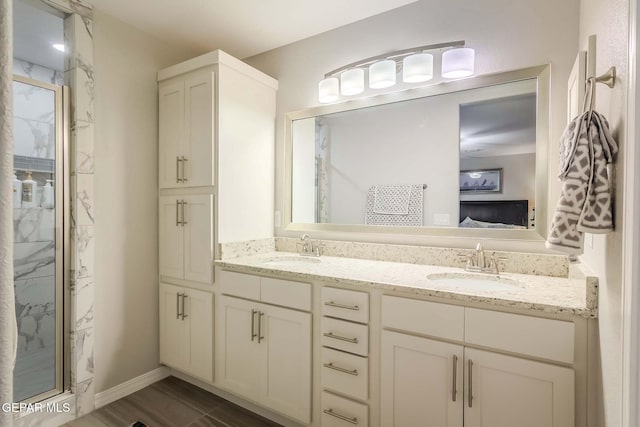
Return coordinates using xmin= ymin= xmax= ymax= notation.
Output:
xmin=582 ymin=66 xmax=616 ymax=114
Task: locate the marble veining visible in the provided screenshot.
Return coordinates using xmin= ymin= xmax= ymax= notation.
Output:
xmin=216 ymin=252 xmax=597 ymax=318
xmin=14 ymin=207 xmax=55 ymax=243
xmin=275 ymin=237 xmax=569 ymax=278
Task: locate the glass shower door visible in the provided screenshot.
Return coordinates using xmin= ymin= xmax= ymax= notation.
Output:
xmin=12 ymin=76 xmax=65 ymax=402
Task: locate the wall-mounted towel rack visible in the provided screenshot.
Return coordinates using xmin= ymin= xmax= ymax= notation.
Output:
xmin=583 ymin=66 xmax=616 ymax=113
xmin=422 ymin=184 xmax=427 ymax=189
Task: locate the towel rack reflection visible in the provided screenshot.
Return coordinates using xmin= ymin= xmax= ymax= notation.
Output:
xmin=583 ymin=66 xmax=616 ymax=113
xmin=421 ymin=184 xmax=427 ymax=189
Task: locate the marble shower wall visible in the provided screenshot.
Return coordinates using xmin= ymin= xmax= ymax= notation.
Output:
xmin=13 ymin=58 xmax=62 ymax=160
xmin=64 ymin=7 xmax=96 ymax=417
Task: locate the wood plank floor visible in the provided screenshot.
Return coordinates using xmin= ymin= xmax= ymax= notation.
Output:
xmin=64 ymin=376 xmax=283 ymax=427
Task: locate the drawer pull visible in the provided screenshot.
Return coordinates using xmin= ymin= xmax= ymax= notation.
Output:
xmin=324 ymin=332 xmax=359 ymax=344
xmin=323 ymin=362 xmax=358 ymax=376
xmin=323 ymin=408 xmax=358 ymax=425
xmin=325 ymin=301 xmax=360 ymax=311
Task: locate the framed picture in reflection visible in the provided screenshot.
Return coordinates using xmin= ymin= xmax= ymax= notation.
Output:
xmin=459 ymin=168 xmax=503 ymax=193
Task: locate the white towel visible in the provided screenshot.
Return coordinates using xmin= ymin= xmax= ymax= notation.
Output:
xmin=372 ymin=185 xmax=412 ymax=214
xmin=365 ymin=184 xmax=424 ymax=226
xmin=546 ymin=110 xmax=618 ymax=254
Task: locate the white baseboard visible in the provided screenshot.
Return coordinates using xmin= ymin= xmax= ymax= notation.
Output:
xmin=94 ymin=366 xmax=171 ymax=409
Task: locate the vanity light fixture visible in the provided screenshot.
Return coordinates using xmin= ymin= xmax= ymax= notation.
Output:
xmin=402 ymin=53 xmax=433 ymax=83
xmin=318 ymin=40 xmax=474 ymax=103
xmin=442 ymin=47 xmax=475 ymax=78
xmin=369 ymin=59 xmax=397 ymax=89
xmin=340 ymin=68 xmax=365 ymax=96
xmin=318 ymin=77 xmax=340 ymax=103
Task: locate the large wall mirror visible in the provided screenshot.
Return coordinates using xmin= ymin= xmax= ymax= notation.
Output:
xmin=284 ymin=65 xmax=549 ymax=240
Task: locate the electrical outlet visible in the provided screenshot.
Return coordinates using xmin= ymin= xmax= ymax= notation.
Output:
xmin=433 ymin=213 xmax=451 ymax=226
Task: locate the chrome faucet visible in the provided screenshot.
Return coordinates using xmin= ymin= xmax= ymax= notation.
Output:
xmin=297 ymin=234 xmax=324 ymax=257
xmin=458 ymin=243 xmax=507 ymax=274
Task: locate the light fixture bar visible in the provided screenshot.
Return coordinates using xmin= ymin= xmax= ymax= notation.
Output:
xmin=324 ymin=40 xmax=465 ymax=78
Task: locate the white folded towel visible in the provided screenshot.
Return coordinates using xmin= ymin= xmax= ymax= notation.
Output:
xmin=546 ymin=110 xmax=618 ymax=254
xmin=372 ymin=185 xmax=412 ymax=214
xmin=366 ymin=184 xmax=424 ymax=226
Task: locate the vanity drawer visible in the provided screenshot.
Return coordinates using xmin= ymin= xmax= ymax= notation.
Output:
xmin=261 ymin=277 xmax=311 ymax=311
xmin=321 ymin=391 xmax=369 ymax=427
xmin=322 ymin=347 xmax=368 ymax=400
xmin=381 ymin=295 xmax=464 ymax=341
xmin=322 ymin=287 xmax=369 ymax=323
xmin=322 ymin=317 xmax=369 ymax=356
xmin=219 ymin=270 xmax=260 ymax=300
xmin=465 ymin=308 xmax=575 ymax=363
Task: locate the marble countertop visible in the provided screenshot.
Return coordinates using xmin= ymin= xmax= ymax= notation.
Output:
xmin=215 ymin=252 xmax=598 ymax=318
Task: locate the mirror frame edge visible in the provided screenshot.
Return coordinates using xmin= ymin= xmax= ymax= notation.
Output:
xmin=283 ymin=64 xmax=550 ymax=242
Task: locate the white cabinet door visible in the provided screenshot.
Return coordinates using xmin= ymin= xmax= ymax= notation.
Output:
xmin=260 ymin=304 xmax=311 ymax=424
xmin=464 ymin=348 xmax=574 ymax=427
xmin=184 ymin=74 xmax=214 ymax=187
xmin=183 ymin=194 xmax=213 ymax=284
xmin=159 ymin=283 xmax=188 ymax=371
xmin=184 ymin=287 xmax=213 ymax=382
xmin=159 ymin=196 xmax=184 ymax=280
xmin=159 ymin=81 xmax=184 ymax=189
xmin=216 ymin=296 xmax=262 ymax=402
xmin=381 ymin=330 xmax=464 ymax=427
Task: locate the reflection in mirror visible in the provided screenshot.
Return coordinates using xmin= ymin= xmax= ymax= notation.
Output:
xmin=291 ymin=77 xmax=538 ymax=230
xmin=459 ymin=89 xmax=536 ymax=230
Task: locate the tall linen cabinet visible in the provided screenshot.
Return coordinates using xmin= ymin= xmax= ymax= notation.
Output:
xmin=157 ymin=50 xmax=277 ymax=382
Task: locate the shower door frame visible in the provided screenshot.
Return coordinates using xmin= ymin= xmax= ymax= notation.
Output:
xmin=13 ymin=75 xmax=70 ymax=404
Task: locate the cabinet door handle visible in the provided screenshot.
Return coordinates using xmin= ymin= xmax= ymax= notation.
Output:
xmin=181 ymin=156 xmax=188 ymax=182
xmin=452 ymin=355 xmax=458 ymax=402
xmin=176 ymin=156 xmax=183 ymax=183
xmin=324 ymin=301 xmax=360 ymax=311
xmin=323 ymin=332 xmax=358 ymax=344
xmin=323 ymin=362 xmax=358 ymax=376
xmin=323 ymin=409 xmax=358 ymax=425
xmin=258 ymin=311 xmax=265 ymax=343
xmin=468 ymin=359 xmax=473 ymax=408
xmin=176 ymin=201 xmax=182 ymax=226
xmin=176 ymin=292 xmax=181 ymax=319
xmin=181 ymin=294 xmax=188 ymax=320
xmin=251 ymin=309 xmax=258 ymax=341
xmin=181 ymin=200 xmax=188 ymax=226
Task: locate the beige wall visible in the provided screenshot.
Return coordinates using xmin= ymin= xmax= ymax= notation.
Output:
xmin=93 ymin=10 xmax=199 ymax=392
xmin=578 ymin=0 xmax=629 ymax=425
xmin=246 ymin=0 xmax=579 ymax=251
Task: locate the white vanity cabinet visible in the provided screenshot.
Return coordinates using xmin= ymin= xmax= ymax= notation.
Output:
xmin=380 ymin=295 xmax=575 ymax=427
xmin=216 ymin=271 xmax=312 ymax=424
xmin=159 ymin=73 xmax=214 ymax=189
xmin=159 ymin=194 xmax=213 ymax=284
xmin=159 ymin=283 xmax=213 ymax=382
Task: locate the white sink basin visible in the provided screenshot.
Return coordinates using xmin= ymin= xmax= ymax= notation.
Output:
xmin=427 ymin=273 xmax=520 ymax=290
xmin=260 ymin=256 xmax=321 ymax=267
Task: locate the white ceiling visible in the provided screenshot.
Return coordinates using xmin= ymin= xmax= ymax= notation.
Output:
xmin=13 ymin=0 xmax=65 ymax=71
xmin=459 ymin=93 xmax=537 ymax=158
xmin=87 ymin=0 xmax=418 ymax=59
